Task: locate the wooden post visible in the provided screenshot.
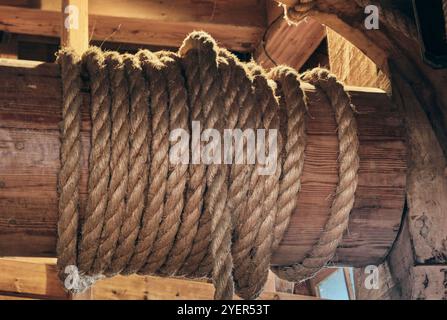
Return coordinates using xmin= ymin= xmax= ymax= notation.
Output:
xmin=61 ymin=0 xmax=88 ymax=55
xmin=61 ymin=0 xmax=89 ymax=299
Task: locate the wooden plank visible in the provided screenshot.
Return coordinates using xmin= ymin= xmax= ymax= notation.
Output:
xmin=61 ymin=0 xmax=88 ymax=55
xmin=0 ymin=58 xmax=406 ymax=267
xmin=384 ymin=72 xmax=447 ymax=300
xmin=274 ymin=275 xmax=294 ymax=294
xmin=0 ymin=294 xmax=37 ymax=300
xmin=0 ymin=259 xmax=68 ymax=299
xmin=343 ymin=268 xmax=355 ymax=300
xmin=0 ymin=4 xmax=265 ymax=52
xmin=38 ymin=0 xmax=266 ymax=28
xmin=264 ymin=271 xmax=276 ymax=292
xmin=255 ymin=16 xmax=326 ymax=70
xmin=327 ymin=28 xmax=391 ymax=92
xmin=0 ymin=258 xmax=316 ymax=300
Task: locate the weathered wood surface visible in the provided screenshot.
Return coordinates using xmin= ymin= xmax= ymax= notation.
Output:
xmin=0 ymin=58 xmax=406 ymax=266
xmin=298 ymin=0 xmax=447 ymax=299
xmin=0 ymin=258 xmax=317 ymax=300
xmin=326 ymin=28 xmax=391 ymax=93
xmin=255 ymin=16 xmax=326 ymax=71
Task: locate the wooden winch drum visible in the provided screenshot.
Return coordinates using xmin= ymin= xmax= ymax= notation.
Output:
xmin=0 ymin=58 xmax=407 ymax=267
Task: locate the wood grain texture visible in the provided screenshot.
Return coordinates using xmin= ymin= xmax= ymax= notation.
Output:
xmin=255 ymin=17 xmax=326 ymax=70
xmin=0 ymin=258 xmax=315 ymax=300
xmin=0 ymin=259 xmax=68 ymax=299
xmin=60 ymin=0 xmax=88 ymax=55
xmin=0 ymin=58 xmax=406 ymax=267
xmin=0 ymin=4 xmax=264 ymax=52
xmin=353 ymin=262 xmax=400 ymax=300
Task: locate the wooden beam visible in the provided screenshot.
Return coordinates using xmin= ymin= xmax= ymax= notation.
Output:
xmin=326 ymin=27 xmax=390 ymax=92
xmin=38 ymin=0 xmax=266 ymax=27
xmin=0 ymin=258 xmax=317 ymax=300
xmin=0 ymin=259 xmax=68 ymax=299
xmin=0 ymin=4 xmax=265 ymax=52
xmin=0 ymin=58 xmax=406 ymax=267
xmin=255 ymin=4 xmax=326 ymax=71
xmin=343 ymin=268 xmax=355 ymax=300
xmin=61 ymin=0 xmax=88 ymax=55
xmin=385 ymin=70 xmax=447 ymax=300
xmin=94 ymin=274 xmax=317 ymax=300
xmin=0 ymin=32 xmax=18 ymax=59
xmin=353 ymin=262 xmax=401 ymax=300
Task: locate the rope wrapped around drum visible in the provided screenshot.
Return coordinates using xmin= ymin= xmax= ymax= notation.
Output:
xmin=57 ymin=31 xmax=359 ymax=300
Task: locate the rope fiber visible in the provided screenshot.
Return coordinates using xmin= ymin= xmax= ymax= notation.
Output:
xmin=57 ymin=31 xmax=359 ymax=299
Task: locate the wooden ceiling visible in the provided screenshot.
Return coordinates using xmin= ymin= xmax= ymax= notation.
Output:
xmin=0 ymin=0 xmax=327 ymax=70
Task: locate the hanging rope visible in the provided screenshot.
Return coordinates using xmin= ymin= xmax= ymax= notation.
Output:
xmin=272 ymin=68 xmax=359 ymax=282
xmin=57 ymin=31 xmax=359 ymax=300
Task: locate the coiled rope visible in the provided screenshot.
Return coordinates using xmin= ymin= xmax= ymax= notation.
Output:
xmin=57 ymin=31 xmax=359 ymax=299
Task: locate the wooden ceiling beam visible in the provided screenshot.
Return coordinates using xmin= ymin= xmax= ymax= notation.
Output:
xmin=255 ymin=2 xmax=326 ymax=70
xmin=0 ymin=2 xmax=266 ymax=52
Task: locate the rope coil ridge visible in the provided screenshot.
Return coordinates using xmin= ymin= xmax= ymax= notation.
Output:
xmin=57 ymin=31 xmax=359 ymax=299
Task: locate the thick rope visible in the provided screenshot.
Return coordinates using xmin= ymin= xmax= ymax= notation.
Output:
xmin=176 ymin=41 xmax=210 ymax=277
xmin=272 ymin=68 xmax=359 ymax=282
xmin=77 ymin=47 xmax=111 ymax=275
xmin=91 ymin=52 xmax=130 ymax=275
xmin=57 ymin=31 xmax=359 ymax=299
xmin=269 ymin=66 xmax=307 ymax=253
xmin=234 ymin=63 xmax=281 ymax=300
xmin=157 ymin=52 xmax=190 ymax=276
xmin=107 ymin=54 xmax=150 ymax=275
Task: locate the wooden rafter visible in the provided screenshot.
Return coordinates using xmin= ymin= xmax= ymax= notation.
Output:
xmin=0 ymin=1 xmax=266 ymax=52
